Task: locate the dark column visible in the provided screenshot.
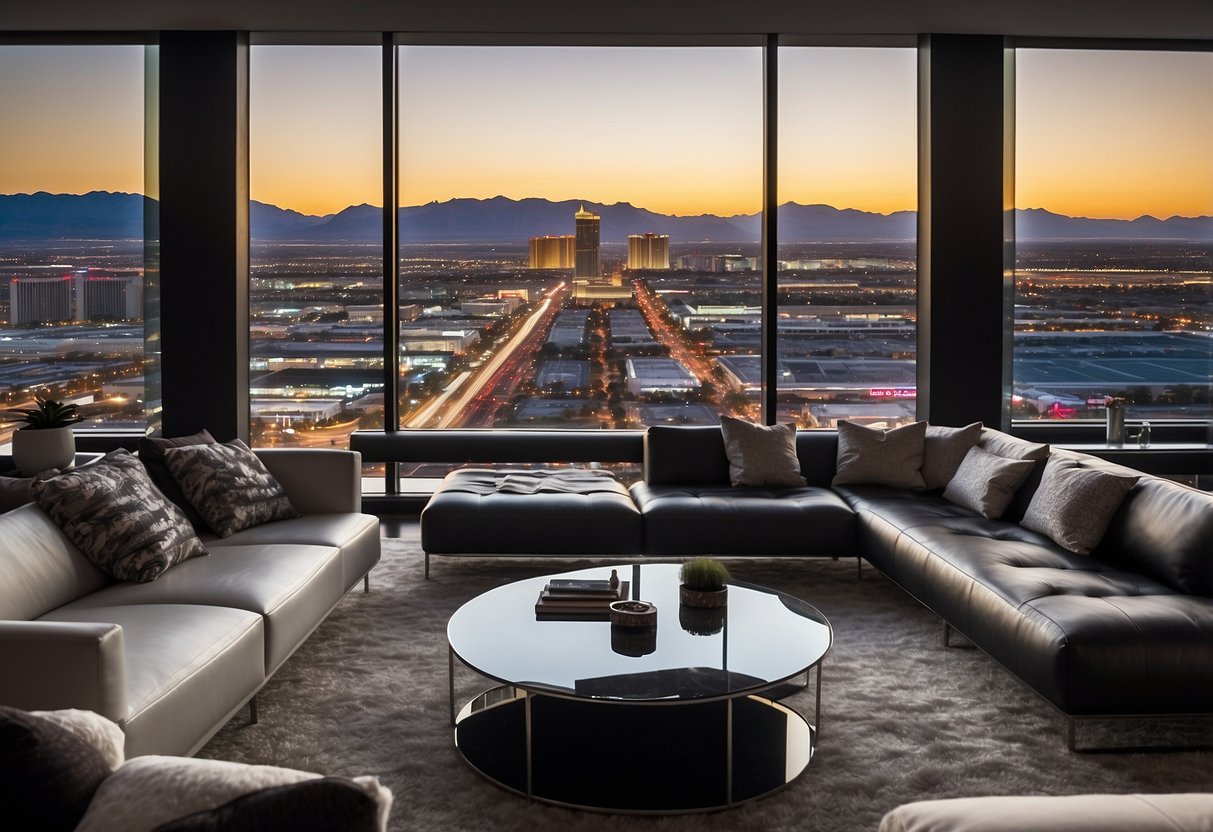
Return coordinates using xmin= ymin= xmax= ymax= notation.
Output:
xmin=917 ymin=35 xmax=1013 ymax=429
xmin=158 ymin=32 xmax=249 ymax=441
xmin=761 ymin=34 xmax=778 ymax=424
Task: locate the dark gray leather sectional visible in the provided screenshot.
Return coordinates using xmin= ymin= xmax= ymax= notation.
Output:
xmin=422 ymin=424 xmax=1213 ymax=732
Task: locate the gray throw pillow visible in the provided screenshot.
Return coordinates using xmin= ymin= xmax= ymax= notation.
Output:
xmin=164 ymin=439 xmax=297 ymax=537
xmin=31 ymin=450 xmax=207 ymax=583
xmin=921 ymin=422 xmax=983 ymax=490
xmin=832 ymin=420 xmax=927 ymax=490
xmin=1021 ymin=455 xmax=1139 ymax=555
xmin=942 ymin=446 xmax=1036 ymax=519
xmin=719 ymin=416 xmax=806 ymax=487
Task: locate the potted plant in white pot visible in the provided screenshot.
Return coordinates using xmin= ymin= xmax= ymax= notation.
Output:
xmin=8 ymin=398 xmax=82 ymax=476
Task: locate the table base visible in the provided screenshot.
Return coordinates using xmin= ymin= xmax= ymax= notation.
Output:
xmin=454 ymin=685 xmax=815 ymax=814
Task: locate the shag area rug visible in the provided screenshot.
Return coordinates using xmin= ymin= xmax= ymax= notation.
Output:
xmin=199 ymin=526 xmax=1213 ymax=831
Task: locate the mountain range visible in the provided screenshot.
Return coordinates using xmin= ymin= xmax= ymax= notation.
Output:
xmin=3 ymin=191 xmax=1212 ymax=244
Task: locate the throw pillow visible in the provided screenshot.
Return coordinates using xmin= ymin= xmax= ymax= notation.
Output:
xmin=32 ymin=709 xmax=126 ymax=771
xmin=164 ymin=439 xmax=297 ymax=537
xmin=138 ymin=430 xmax=217 ymax=534
xmin=921 ymin=422 xmax=983 ymax=490
xmin=0 ymin=706 xmax=115 ymax=832
xmin=0 ymin=471 xmax=49 ymax=513
xmin=1020 ymin=455 xmax=1139 ymax=555
xmin=152 ymin=778 xmax=382 ymax=832
xmin=832 ymin=420 xmax=927 ymax=490
xmin=719 ymin=416 xmax=807 ymax=487
xmin=75 ymin=757 xmax=392 ymax=832
xmin=942 ymin=446 xmax=1036 ymax=519
xmin=32 ymin=450 xmax=208 ymax=583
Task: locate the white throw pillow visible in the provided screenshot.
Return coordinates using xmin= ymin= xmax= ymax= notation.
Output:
xmin=719 ymin=416 xmax=807 ymax=487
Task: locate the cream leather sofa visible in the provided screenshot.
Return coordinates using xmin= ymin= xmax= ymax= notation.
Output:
xmin=0 ymin=448 xmax=380 ymax=758
xmin=879 ymin=794 xmax=1213 ymax=832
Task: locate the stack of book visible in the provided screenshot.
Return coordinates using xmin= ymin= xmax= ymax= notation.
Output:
xmin=535 ymin=576 xmax=629 ymax=620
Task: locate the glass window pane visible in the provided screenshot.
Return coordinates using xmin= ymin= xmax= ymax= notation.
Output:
xmin=776 ymin=47 xmax=918 ymax=429
xmin=248 ymin=45 xmax=383 ymax=450
xmin=0 ymin=45 xmax=153 ymax=448
xmin=1014 ymin=49 xmax=1213 ymax=424
xmin=397 ymin=45 xmax=762 ymax=431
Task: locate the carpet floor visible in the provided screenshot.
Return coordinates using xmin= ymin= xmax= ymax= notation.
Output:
xmin=198 ymin=527 xmax=1213 ymax=831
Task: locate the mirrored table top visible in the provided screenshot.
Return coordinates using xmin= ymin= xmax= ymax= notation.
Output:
xmin=448 ymin=563 xmax=832 ymax=702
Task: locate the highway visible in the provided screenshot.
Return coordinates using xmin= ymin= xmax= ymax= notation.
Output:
xmin=406 ymin=282 xmax=569 ymax=428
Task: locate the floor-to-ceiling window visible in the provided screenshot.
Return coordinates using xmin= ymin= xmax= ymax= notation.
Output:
xmin=776 ymin=46 xmax=918 ymax=429
xmin=396 ymin=45 xmax=763 ymax=431
xmin=0 ymin=43 xmax=156 ymax=448
xmin=1013 ymin=48 xmax=1213 ymax=427
xmin=248 ymin=44 xmax=383 ymax=450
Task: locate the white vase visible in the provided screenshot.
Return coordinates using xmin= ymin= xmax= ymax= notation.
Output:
xmin=12 ymin=426 xmax=76 ymax=476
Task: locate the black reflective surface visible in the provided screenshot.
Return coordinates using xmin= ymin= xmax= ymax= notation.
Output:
xmin=448 ymin=563 xmax=832 ymax=700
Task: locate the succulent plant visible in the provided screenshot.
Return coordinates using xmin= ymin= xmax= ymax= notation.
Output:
xmin=679 ymin=557 xmax=730 ymax=592
xmin=9 ymin=397 xmax=83 ymax=430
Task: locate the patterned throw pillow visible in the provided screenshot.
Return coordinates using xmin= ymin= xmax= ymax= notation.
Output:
xmin=1021 ymin=455 xmax=1139 ymax=555
xmin=164 ymin=439 xmax=297 ymax=537
xmin=32 ymin=450 xmax=208 ymax=583
xmin=0 ymin=706 xmax=116 ymax=832
xmin=921 ymin=422 xmax=983 ymax=490
xmin=942 ymin=446 xmax=1036 ymax=519
xmin=138 ymin=430 xmax=217 ymax=534
xmin=719 ymin=416 xmax=807 ymax=488
xmin=832 ymin=420 xmax=927 ymax=490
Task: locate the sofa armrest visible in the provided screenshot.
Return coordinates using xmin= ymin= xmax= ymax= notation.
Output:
xmin=0 ymin=621 xmax=127 ymax=723
xmin=254 ymin=448 xmax=362 ymax=515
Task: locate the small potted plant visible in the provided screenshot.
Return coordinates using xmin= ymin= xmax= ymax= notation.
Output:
xmin=7 ymin=397 xmax=82 ymax=476
xmin=679 ymin=558 xmax=730 ymax=609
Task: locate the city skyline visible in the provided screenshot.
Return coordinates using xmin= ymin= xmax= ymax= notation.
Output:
xmin=2 ymin=45 xmax=1211 ymax=220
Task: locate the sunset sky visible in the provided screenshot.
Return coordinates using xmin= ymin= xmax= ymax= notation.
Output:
xmin=2 ymin=44 xmax=1211 ymax=221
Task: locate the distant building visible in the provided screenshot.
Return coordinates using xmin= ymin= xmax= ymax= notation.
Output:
xmin=627 ymin=233 xmax=670 ymax=269
xmin=75 ymin=272 xmax=142 ymax=321
xmin=528 ymin=235 xmax=575 ymax=269
xmin=574 ymin=205 xmax=601 ymax=279
xmin=9 ymin=276 xmax=73 ymax=324
xmin=8 ymin=270 xmax=142 ymax=324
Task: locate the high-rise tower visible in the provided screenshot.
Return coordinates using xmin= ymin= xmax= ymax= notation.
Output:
xmin=574 ymin=204 xmax=601 ymax=279
xmin=627 ymin=233 xmax=670 ymax=269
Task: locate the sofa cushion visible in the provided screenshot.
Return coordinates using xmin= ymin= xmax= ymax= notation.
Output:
xmin=0 ymin=706 xmax=114 ymax=832
xmin=832 ymin=420 xmax=927 ymax=490
xmin=1021 ymin=455 xmax=1139 ymax=555
xmin=921 ymin=421 xmax=982 ymax=490
xmin=76 ymin=756 xmax=391 ymax=832
xmin=138 ymin=430 xmax=217 ymax=534
xmin=39 ymin=604 xmax=265 ymax=757
xmin=165 ymin=439 xmax=297 ymax=537
xmin=719 ymin=416 xmax=806 ymax=487
xmin=644 ymin=425 xmax=731 ymax=485
xmin=631 ymin=481 xmax=856 ymax=556
xmin=0 ymin=503 xmax=111 ymax=620
xmin=32 ymin=450 xmax=208 ymax=583
xmin=210 ymin=512 xmax=381 ymax=593
xmin=1098 ymin=471 xmax=1213 ymax=597
xmin=423 ymin=468 xmax=643 ymax=555
xmin=942 ymin=446 xmax=1035 ymax=519
xmin=56 ymin=544 xmax=344 ymax=674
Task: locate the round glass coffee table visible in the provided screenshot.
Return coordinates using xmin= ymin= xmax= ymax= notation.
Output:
xmin=447 ymin=563 xmax=832 ymax=813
